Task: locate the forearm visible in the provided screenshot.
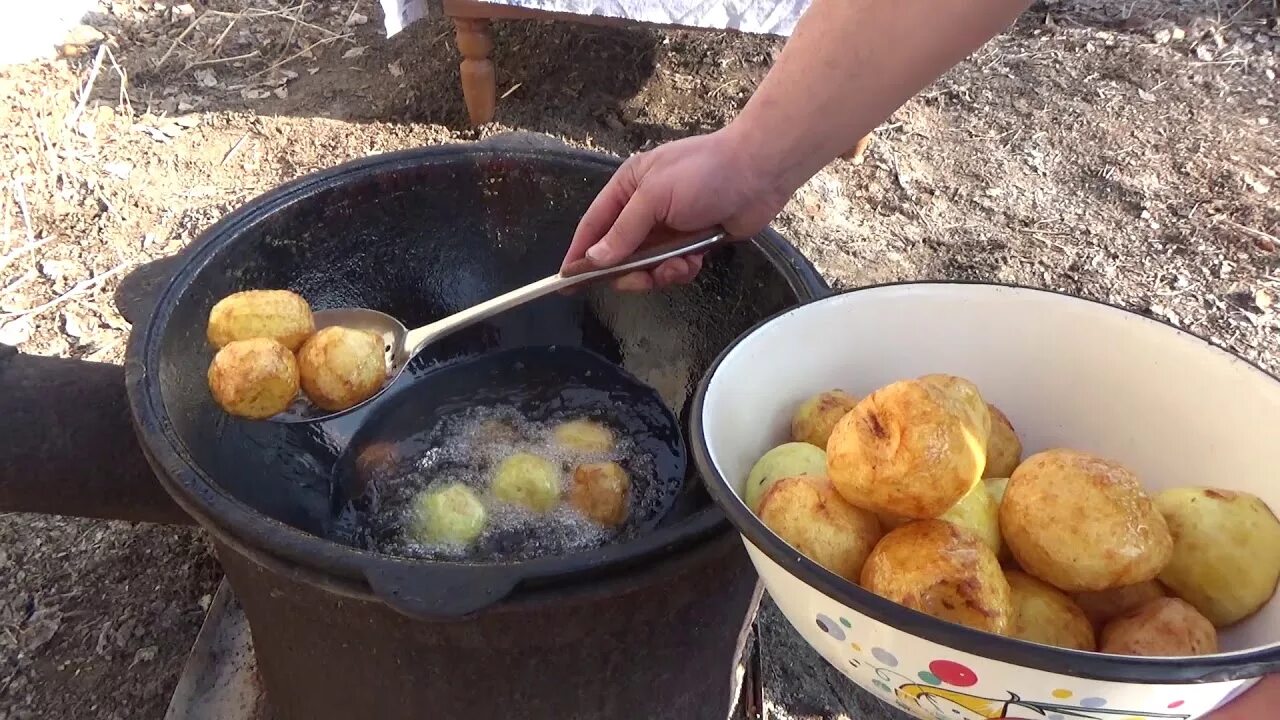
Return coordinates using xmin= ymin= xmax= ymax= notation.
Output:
xmin=730 ymin=0 xmax=1031 ymax=193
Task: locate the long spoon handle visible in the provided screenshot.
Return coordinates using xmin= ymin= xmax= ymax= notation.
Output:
xmin=402 ymin=231 xmax=731 ymax=353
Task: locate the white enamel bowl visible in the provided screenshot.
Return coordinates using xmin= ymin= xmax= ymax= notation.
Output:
xmin=691 ymin=283 xmax=1280 ymax=720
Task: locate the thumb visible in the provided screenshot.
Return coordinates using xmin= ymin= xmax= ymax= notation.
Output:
xmin=587 ymin=186 xmax=660 ymax=266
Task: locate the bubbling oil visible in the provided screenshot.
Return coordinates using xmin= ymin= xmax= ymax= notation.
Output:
xmin=331 ymin=403 xmax=674 ymax=562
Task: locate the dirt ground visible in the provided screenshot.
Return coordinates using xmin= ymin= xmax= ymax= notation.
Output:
xmin=1 ymin=0 xmax=1277 ymax=718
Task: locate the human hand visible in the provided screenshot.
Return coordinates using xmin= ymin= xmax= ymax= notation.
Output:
xmin=560 ymin=127 xmax=795 ymax=292
xmin=1203 ymin=674 xmax=1278 ymax=719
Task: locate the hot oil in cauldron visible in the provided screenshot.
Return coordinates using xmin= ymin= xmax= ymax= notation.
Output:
xmin=327 ymin=346 xmax=687 ymax=563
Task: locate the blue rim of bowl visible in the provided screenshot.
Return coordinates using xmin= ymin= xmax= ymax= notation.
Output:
xmin=690 ymin=280 xmax=1280 ymax=684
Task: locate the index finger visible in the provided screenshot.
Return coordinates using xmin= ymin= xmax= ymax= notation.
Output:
xmin=562 ymin=157 xmax=641 ymax=269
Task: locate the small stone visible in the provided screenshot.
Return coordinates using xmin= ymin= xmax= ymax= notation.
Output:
xmin=62 ymin=309 xmax=94 ymax=339
xmin=1154 ymin=29 xmax=1172 ymax=44
xmin=342 ymin=46 xmax=367 ymax=59
xmin=194 ymin=68 xmax=218 ymax=87
xmin=346 ymin=12 xmax=368 ymax=25
xmin=1257 ymin=289 xmax=1275 ymax=311
xmin=273 ymin=87 xmax=288 ymax=99
xmin=1171 ymin=27 xmax=1186 ymax=41
xmin=39 ymin=259 xmax=74 ymax=281
xmin=0 ymin=318 xmax=33 ymax=345
xmin=388 ymin=61 xmax=404 ymax=77
xmin=130 ymin=645 xmax=158 ymax=667
xmin=104 ymin=161 xmax=133 ymax=179
xmin=61 ymin=24 xmax=105 ymax=49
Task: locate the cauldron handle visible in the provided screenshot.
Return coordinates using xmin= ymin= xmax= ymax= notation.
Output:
xmin=362 ymin=558 xmax=521 ymax=619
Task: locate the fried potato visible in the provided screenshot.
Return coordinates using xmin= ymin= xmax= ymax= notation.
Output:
xmin=1155 ymin=488 xmax=1280 ymax=627
xmin=409 ymin=483 xmax=488 ymax=545
xmin=1000 ymin=449 xmax=1172 ymax=592
xmin=983 ymin=404 xmax=1022 ymax=479
xmin=354 ymin=441 xmax=400 ymax=484
xmin=492 ymin=452 xmax=561 ymax=513
xmin=758 ymin=475 xmax=883 ymax=583
xmin=939 ymin=477 xmax=1002 ymax=556
xmin=985 ymin=477 xmax=1009 ymax=507
xmin=983 ymin=477 xmax=1016 ymax=566
xmin=1099 ymin=597 xmax=1218 ymax=657
xmin=552 ymin=419 xmax=616 ymax=455
xmin=206 ymin=337 xmax=299 ymax=419
xmin=860 ymin=519 xmax=1012 ymax=634
xmin=827 ymin=375 xmax=991 ymax=519
xmin=568 ymin=461 xmax=631 ymax=527
xmin=1072 ymin=580 xmax=1168 ymax=630
xmin=206 ymin=289 xmax=314 ymax=351
xmin=744 ymin=442 xmax=828 ymax=513
xmin=297 ymin=326 xmax=387 ymax=411
xmin=790 ymin=389 xmax=859 ymax=449
xmin=1005 ymin=570 xmax=1096 ymax=651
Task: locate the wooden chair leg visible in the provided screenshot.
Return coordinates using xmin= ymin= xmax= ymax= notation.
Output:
xmin=841 ymin=133 xmax=872 ymax=163
xmin=453 ymin=18 xmax=496 ymax=125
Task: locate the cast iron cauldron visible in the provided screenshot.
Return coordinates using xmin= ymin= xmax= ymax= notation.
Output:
xmin=40 ymin=132 xmax=827 ymax=719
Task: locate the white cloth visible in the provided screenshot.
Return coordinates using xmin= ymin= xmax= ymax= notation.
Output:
xmin=380 ymin=0 xmax=808 ymax=37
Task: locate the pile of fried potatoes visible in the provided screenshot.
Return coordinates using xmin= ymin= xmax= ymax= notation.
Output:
xmin=747 ymin=374 xmax=1280 ymax=657
xmin=205 ymin=289 xmax=389 ymax=419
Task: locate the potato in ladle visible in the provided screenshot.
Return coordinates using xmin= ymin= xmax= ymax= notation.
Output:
xmin=207 ymin=289 xmax=315 ymax=351
xmin=297 ymin=326 xmax=388 ymax=412
xmin=207 ymin=337 xmax=300 ymax=419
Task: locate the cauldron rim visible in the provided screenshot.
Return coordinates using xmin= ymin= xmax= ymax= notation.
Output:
xmin=125 ymin=136 xmax=829 ymax=617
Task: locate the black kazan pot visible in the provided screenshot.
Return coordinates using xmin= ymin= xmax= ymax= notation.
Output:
xmin=103 ymin=133 xmax=829 ymax=720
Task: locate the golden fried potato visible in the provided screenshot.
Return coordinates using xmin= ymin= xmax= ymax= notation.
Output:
xmin=1072 ymin=580 xmax=1168 ymax=629
xmin=1000 ymin=449 xmax=1172 ymax=593
xmin=1154 ymin=488 xmax=1280 ymax=627
xmin=1099 ymin=597 xmax=1218 ymax=657
xmin=790 ymin=389 xmax=859 ymax=449
xmin=860 ymin=519 xmax=1012 ymax=634
xmin=983 ymin=404 xmax=1022 ymax=479
xmin=939 ymin=477 xmax=1002 ymax=556
xmin=744 ymin=442 xmax=828 ymax=513
xmin=409 ymin=483 xmax=487 ymax=545
xmin=1005 ymin=570 xmax=1096 ymax=651
xmin=552 ymin=419 xmax=615 ymax=455
xmin=207 ymin=289 xmax=314 ymax=351
xmin=758 ymin=475 xmax=883 ymax=583
xmin=568 ymin=461 xmax=631 ymax=527
xmin=207 ymin=338 xmax=299 ymax=419
xmin=827 ymin=375 xmax=991 ymax=519
xmin=354 ymin=441 xmax=400 ymax=484
xmin=492 ymin=452 xmax=561 ymax=513
xmin=297 ymin=326 xmax=387 ymax=412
